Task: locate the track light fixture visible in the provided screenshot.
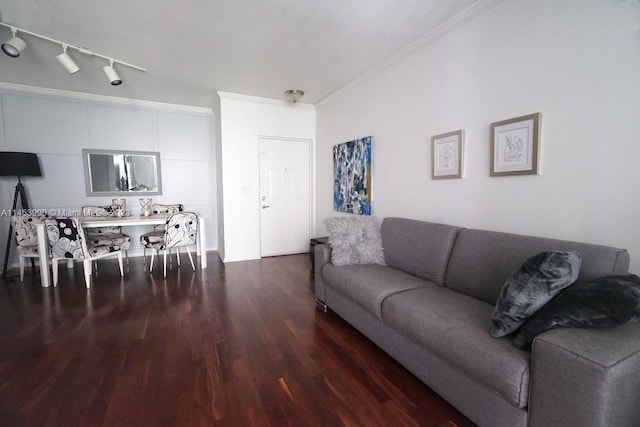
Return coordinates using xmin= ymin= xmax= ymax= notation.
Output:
xmin=1 ymin=28 xmax=26 ymax=58
xmin=103 ymin=60 xmax=122 ymax=85
xmin=56 ymin=45 xmax=80 ymax=74
xmin=0 ymin=21 xmax=146 ymax=85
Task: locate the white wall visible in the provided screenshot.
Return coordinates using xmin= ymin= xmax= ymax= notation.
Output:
xmin=218 ymin=92 xmax=316 ymax=262
xmin=316 ymin=0 xmax=640 ymax=272
xmin=212 ymin=92 xmax=225 ymax=261
xmin=0 ymin=83 xmax=218 ymax=267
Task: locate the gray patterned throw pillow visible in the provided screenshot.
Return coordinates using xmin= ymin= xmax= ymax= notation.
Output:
xmin=490 ymin=250 xmax=582 ymax=338
xmin=513 ymin=274 xmax=640 ymax=350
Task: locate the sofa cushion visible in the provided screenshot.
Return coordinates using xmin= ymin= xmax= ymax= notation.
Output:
xmin=322 ymin=264 xmax=432 ymax=319
xmin=490 ymin=251 xmax=582 ymax=338
xmin=325 ymin=216 xmax=385 ymax=265
xmin=445 ymin=229 xmax=630 ymax=305
xmin=381 ymin=218 xmax=463 ymax=284
xmin=513 ymin=274 xmax=640 ymax=350
xmin=381 ymin=287 xmax=531 ymax=408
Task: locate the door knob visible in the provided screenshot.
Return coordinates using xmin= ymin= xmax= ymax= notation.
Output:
xmin=262 ymin=205 xmax=270 ymax=209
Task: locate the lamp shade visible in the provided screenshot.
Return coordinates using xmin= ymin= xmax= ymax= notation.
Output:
xmin=56 ymin=51 xmax=80 ymax=73
xmin=103 ymin=64 xmax=122 ymax=85
xmin=1 ymin=36 xmax=27 ymax=57
xmin=0 ymin=152 xmax=42 ymax=177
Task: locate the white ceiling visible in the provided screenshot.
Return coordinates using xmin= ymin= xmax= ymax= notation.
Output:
xmin=0 ymin=0 xmax=486 ymax=107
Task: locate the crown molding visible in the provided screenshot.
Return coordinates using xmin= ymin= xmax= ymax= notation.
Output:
xmin=318 ymin=0 xmax=506 ymax=104
xmin=0 ymin=81 xmax=214 ymax=115
xmin=385 ymin=0 xmax=505 ymax=64
xmin=217 ymin=91 xmax=315 ymax=110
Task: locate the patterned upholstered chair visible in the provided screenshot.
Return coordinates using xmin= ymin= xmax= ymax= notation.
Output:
xmin=140 ymin=203 xmax=184 ymax=269
xmin=147 ymin=212 xmax=198 ymax=277
xmin=11 ymin=214 xmax=46 ymax=281
xmin=45 ymin=217 xmax=124 ymax=288
xmin=81 ymin=205 xmax=132 ymax=263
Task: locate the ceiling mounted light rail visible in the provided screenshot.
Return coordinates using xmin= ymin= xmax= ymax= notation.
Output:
xmin=0 ymin=21 xmax=146 ymax=85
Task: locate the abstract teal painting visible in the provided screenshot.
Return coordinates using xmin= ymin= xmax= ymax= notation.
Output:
xmin=333 ymin=136 xmax=373 ymax=215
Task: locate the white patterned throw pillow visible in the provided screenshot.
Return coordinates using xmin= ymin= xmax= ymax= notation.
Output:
xmin=324 ymin=216 xmax=385 ymax=266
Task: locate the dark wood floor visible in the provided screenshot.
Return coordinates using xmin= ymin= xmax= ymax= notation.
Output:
xmin=0 ymin=253 xmax=475 ymax=426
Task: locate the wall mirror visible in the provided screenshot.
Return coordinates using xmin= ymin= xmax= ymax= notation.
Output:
xmin=82 ymin=149 xmax=162 ymax=196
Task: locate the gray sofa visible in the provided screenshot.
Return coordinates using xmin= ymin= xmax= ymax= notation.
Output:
xmin=314 ymin=217 xmax=640 ymax=427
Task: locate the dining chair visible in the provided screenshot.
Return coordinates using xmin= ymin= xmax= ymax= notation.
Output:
xmin=147 ymin=212 xmax=198 ymax=277
xmin=81 ymin=205 xmax=132 ymax=264
xmin=10 ymin=214 xmax=46 ymax=281
xmin=140 ymin=203 xmax=183 ymax=269
xmin=44 ymin=217 xmax=124 ymax=288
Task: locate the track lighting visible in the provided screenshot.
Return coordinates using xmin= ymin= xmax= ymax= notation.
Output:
xmin=56 ymin=45 xmax=80 ymax=74
xmin=0 ymin=21 xmax=145 ymax=85
xmin=1 ymin=28 xmax=26 ymax=58
xmin=103 ymin=61 xmax=122 ymax=85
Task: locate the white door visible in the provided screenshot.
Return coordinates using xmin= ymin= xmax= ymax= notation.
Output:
xmin=259 ymin=137 xmax=311 ymax=257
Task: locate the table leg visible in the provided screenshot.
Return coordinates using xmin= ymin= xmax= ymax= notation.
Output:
xmin=36 ymin=223 xmax=50 ymax=287
xmin=198 ymin=217 xmax=207 ymax=269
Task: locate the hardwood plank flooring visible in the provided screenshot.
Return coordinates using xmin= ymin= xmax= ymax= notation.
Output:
xmin=0 ymin=253 xmax=475 ymax=426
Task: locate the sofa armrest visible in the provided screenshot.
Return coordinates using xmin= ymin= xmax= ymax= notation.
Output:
xmin=314 ymin=243 xmax=331 ymax=306
xmin=529 ymin=322 xmax=640 ymax=427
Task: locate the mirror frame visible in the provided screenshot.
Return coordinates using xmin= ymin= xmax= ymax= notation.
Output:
xmin=82 ymin=149 xmax=163 ymax=197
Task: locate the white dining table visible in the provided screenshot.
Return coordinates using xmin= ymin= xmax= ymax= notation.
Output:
xmin=35 ymin=214 xmax=207 ymax=287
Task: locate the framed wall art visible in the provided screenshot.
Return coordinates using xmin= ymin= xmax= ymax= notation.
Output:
xmin=333 ymin=136 xmax=373 ymax=215
xmin=431 ymin=129 xmax=464 ymax=179
xmin=490 ymin=113 xmax=541 ymax=176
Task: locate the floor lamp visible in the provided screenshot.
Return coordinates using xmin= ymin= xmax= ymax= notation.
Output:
xmin=0 ymin=152 xmax=42 ymax=278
